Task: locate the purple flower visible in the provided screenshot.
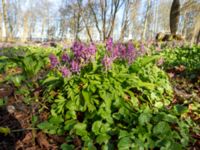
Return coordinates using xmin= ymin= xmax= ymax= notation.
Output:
xmin=127 ymin=42 xmax=136 ymax=64
xmin=112 ymin=44 xmax=120 ymax=59
xmin=71 ymin=41 xmax=84 ymax=58
xmin=138 ymin=43 xmax=146 ymax=56
xmin=61 ymin=53 xmax=70 ymax=62
xmin=49 ymin=53 xmax=59 ymax=68
xmin=60 ymin=67 xmax=71 ymax=77
xmin=119 ymin=44 xmax=126 ymax=59
xmin=71 ymin=60 xmax=80 ymax=73
xmin=106 ymin=37 xmax=113 ymax=52
xmin=88 ymin=43 xmax=96 ymax=56
xmin=102 ymin=55 xmax=113 ymax=70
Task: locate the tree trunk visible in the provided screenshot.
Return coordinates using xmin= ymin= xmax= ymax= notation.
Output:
xmin=191 ymin=15 xmax=200 ymax=45
xmin=181 ymin=11 xmax=188 ymax=37
xmin=22 ymin=14 xmax=29 ymax=42
xmin=41 ymin=18 xmax=47 ymax=41
xmin=88 ymin=1 xmax=102 ymax=41
xmin=77 ymin=0 xmax=93 ymax=42
xmin=100 ymin=0 xmax=107 ymax=41
xmin=119 ymin=0 xmax=130 ymax=41
xmin=107 ymin=0 xmax=122 ymax=39
xmin=2 ymin=0 xmax=10 ymax=41
xmin=170 ymin=0 xmax=180 ymax=35
xmin=142 ymin=0 xmax=151 ymax=40
xmin=196 ymin=30 xmax=200 ymax=44
xmin=0 ymin=11 xmax=2 ymax=41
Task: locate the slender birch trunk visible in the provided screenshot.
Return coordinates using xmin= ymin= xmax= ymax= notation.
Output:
xmin=142 ymin=0 xmax=151 ymax=40
xmin=2 ymin=0 xmax=10 ymax=41
xmin=0 ymin=12 xmax=2 ymax=41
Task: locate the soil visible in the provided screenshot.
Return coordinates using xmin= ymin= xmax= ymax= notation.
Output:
xmin=0 ymin=86 xmax=66 ymax=150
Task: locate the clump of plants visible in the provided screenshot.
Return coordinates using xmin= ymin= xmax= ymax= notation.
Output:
xmin=38 ymin=39 xmax=199 ymax=149
xmin=163 ymin=45 xmax=200 ymax=75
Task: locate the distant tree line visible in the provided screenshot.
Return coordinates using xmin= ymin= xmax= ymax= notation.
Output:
xmin=0 ymin=0 xmax=199 ymax=44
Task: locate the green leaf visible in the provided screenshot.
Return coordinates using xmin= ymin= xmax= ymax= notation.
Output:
xmin=61 ymin=144 xmax=75 ymax=150
xmin=43 ymin=76 xmax=60 ymax=85
xmin=49 ymin=116 xmax=64 ymax=125
xmin=74 ymin=123 xmax=88 ymax=136
xmin=64 ymin=119 xmax=77 ymax=130
xmin=82 ymin=90 xmax=96 ymax=112
xmin=82 ymin=90 xmax=90 ymax=102
xmin=37 ymin=121 xmax=54 ymax=130
xmin=0 ymin=127 xmax=11 ymax=136
xmin=119 ymin=130 xmax=130 ymax=139
xmin=174 ymin=105 xmax=188 ymax=115
xmin=31 ymin=115 xmax=38 ymax=125
xmin=117 ymin=137 xmax=132 ymax=150
xmin=153 ymin=121 xmax=171 ymax=135
xmin=92 ymin=121 xmax=102 ymax=135
xmin=138 ymin=112 xmax=152 ymax=126
xmin=155 ymin=102 xmax=164 ymax=108
xmin=0 ymin=99 xmax=6 ymax=106
xmin=96 ymin=134 xmax=110 ymax=144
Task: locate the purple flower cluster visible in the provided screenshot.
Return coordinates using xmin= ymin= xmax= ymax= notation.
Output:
xmin=71 ymin=60 xmax=80 ymax=73
xmin=61 ymin=53 xmax=70 ymax=62
xmin=60 ymin=67 xmax=71 ymax=77
xmin=102 ymin=55 xmax=113 ymax=70
xmin=139 ymin=43 xmax=146 ymax=56
xmin=127 ymin=42 xmax=137 ymax=64
xmin=49 ymin=38 xmax=147 ymax=76
xmin=49 ymin=42 xmax=98 ymax=77
xmin=106 ymin=37 xmax=113 ymax=52
xmin=49 ymin=53 xmax=59 ymax=68
xmin=105 ymin=38 xmax=137 ymax=65
xmin=71 ymin=42 xmax=96 ymax=62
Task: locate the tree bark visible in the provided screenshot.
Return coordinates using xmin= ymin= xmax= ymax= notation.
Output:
xmin=191 ymin=15 xmax=200 ymax=45
xmin=0 ymin=11 xmax=2 ymax=41
xmin=119 ymin=0 xmax=130 ymax=41
xmin=77 ymin=0 xmax=93 ymax=42
xmin=142 ymin=0 xmax=151 ymax=40
xmin=22 ymin=14 xmax=29 ymax=42
xmin=196 ymin=30 xmax=200 ymax=44
xmin=2 ymin=0 xmax=10 ymax=41
xmin=170 ymin=0 xmax=180 ymax=34
xmin=107 ymin=0 xmax=122 ymax=39
xmin=100 ymin=0 xmax=107 ymax=41
xmin=88 ymin=1 xmax=102 ymax=41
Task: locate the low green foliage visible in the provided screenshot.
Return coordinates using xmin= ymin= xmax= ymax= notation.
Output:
xmin=38 ymin=50 xmax=199 ymax=149
xmin=0 ymin=44 xmax=199 ymax=149
xmin=163 ymin=46 xmax=200 ymax=74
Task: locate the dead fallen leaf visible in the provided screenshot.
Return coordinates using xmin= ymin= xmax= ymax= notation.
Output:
xmin=22 ymin=132 xmax=33 ymax=144
xmin=37 ymin=132 xmax=51 ymax=149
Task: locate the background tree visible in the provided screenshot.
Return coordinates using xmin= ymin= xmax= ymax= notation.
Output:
xmin=170 ymin=0 xmax=180 ymax=34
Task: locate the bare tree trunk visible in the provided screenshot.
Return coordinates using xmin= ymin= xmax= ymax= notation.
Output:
xmin=196 ymin=30 xmax=200 ymax=44
xmin=119 ymin=0 xmax=130 ymax=41
xmin=22 ymin=14 xmax=29 ymax=42
xmin=107 ymin=0 xmax=123 ymax=39
xmin=100 ymin=0 xmax=107 ymax=41
xmin=0 ymin=11 xmax=2 ymax=41
xmin=41 ymin=18 xmax=47 ymax=41
xmin=2 ymin=0 xmax=10 ymax=41
xmin=170 ymin=0 xmax=180 ymax=34
xmin=29 ymin=18 xmax=36 ymax=41
xmin=142 ymin=0 xmax=151 ymax=40
xmin=191 ymin=15 xmax=200 ymax=45
xmin=75 ymin=10 xmax=81 ymax=41
xmin=181 ymin=11 xmax=188 ymax=37
xmin=88 ymin=1 xmax=102 ymax=41
xmin=77 ymin=0 xmax=93 ymax=42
